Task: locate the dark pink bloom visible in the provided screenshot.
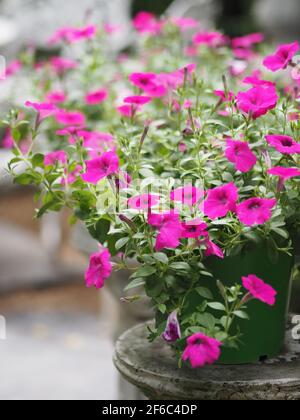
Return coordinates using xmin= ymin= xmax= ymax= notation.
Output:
xmin=25 ymin=101 xmax=57 ymax=120
xmin=172 ymin=17 xmax=198 ymax=31
xmin=55 ymin=109 xmax=86 ymax=126
xmin=205 ymin=240 xmax=224 ymax=259
xmin=182 ymin=333 xmax=222 ymax=368
xmin=204 ymin=183 xmax=238 ymax=220
xmin=81 ymin=151 xmax=119 ymax=184
xmin=117 ymin=105 xmax=135 ymax=118
xmin=129 ymin=72 xmax=166 ymax=98
xmin=148 ymin=212 xmax=182 ymax=251
xmin=214 ymin=90 xmax=235 ymax=102
xmin=268 ymin=166 xmax=300 ymax=181
xmin=49 ymin=25 xmax=97 ymax=44
xmin=225 ymin=139 xmax=257 ymax=173
xmin=266 ymin=135 xmax=300 ymax=155
xmin=1 ymin=129 xmax=14 ymax=149
xmin=63 ymin=165 xmax=82 ymax=185
xmin=242 ymin=275 xmax=277 ymax=306
xmin=263 ymin=41 xmax=299 ymax=72
xmin=85 ymin=248 xmax=112 ymax=289
xmin=133 ymin=12 xmax=162 ymax=35
xmin=232 ymin=48 xmax=255 ymax=60
xmin=232 ymin=33 xmax=264 ymax=49
xmin=1 ymin=60 xmax=22 ymax=79
xmin=45 ymin=91 xmax=66 ymax=104
xmin=128 ymin=194 xmax=160 ymax=210
xmin=237 ymin=197 xmax=277 ymax=226
xmin=170 ymin=185 xmax=204 ymax=206
xmin=44 ymin=150 xmax=67 ymax=166
xmin=83 ymin=131 xmax=115 ymax=158
xmin=85 ymin=89 xmax=108 ymax=105
xmin=162 ymin=311 xmax=181 ymax=343
xmin=193 ymin=31 xmax=227 ymax=47
xmin=124 ymin=96 xmax=152 ymax=105
xmin=50 ymin=57 xmax=77 ymax=74
xmin=243 ymin=71 xmax=275 ymax=88
xmin=236 ymin=86 xmax=278 ymax=119
xmin=48 ymin=26 xmax=74 ymax=44
xmin=181 ymin=219 xmax=208 ymax=239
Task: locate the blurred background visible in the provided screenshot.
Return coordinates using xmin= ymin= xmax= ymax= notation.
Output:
xmin=0 ymin=0 xmax=300 ymax=401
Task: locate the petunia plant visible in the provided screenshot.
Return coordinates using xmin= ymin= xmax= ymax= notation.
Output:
xmin=2 ymin=12 xmax=300 ymax=368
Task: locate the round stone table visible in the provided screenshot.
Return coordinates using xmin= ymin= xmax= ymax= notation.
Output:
xmin=114 ymin=321 xmax=300 ymax=400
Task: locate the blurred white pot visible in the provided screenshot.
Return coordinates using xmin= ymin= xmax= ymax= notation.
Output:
xmin=254 ymin=0 xmax=300 ymax=42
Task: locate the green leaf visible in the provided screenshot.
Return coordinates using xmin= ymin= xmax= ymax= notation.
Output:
xmin=133 ymin=266 xmax=157 ymax=278
xmin=32 ymin=153 xmax=45 ymax=168
xmin=207 ymin=302 xmax=226 ymax=311
xmin=271 ymin=227 xmax=289 ymax=239
xmin=12 ymin=128 xmax=21 ymax=142
xmin=153 ymin=252 xmax=169 ymax=264
xmin=14 ymin=173 xmax=34 ymax=185
xmin=196 ymin=287 xmax=213 ymax=300
xmin=115 ymin=237 xmax=130 ymax=251
xmin=170 ymin=262 xmax=191 ymax=272
xmin=88 ymin=219 xmax=110 ymax=244
xmin=124 ymin=278 xmax=145 ymax=292
xmin=233 ymin=310 xmax=250 ymax=320
xmin=157 ymin=303 xmax=167 ymax=314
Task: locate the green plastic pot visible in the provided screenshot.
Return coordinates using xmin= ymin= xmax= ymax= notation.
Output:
xmin=204 ymin=245 xmax=294 ymax=364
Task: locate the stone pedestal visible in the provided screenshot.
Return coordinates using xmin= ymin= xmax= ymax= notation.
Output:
xmin=114 ymin=320 xmax=300 ymax=400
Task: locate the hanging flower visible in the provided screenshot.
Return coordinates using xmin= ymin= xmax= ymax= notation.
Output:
xmin=162 ymin=310 xmax=181 ymax=343
xmin=44 ymin=151 xmax=67 ymax=166
xmin=55 ymin=109 xmax=86 ymax=126
xmin=128 ymin=194 xmax=160 ymax=210
xmin=45 ymin=91 xmax=66 ymax=104
xmin=85 ymin=89 xmax=108 ymax=105
xmin=205 ymin=239 xmax=224 ymax=259
xmin=263 ymin=41 xmax=299 ymax=72
xmin=182 ymin=333 xmax=222 ymax=368
xmin=266 ymin=135 xmax=300 ymax=154
xmin=81 ymin=151 xmax=119 ymax=184
xmin=242 ymin=275 xmax=277 ymax=306
xmin=268 ymin=166 xmax=300 ymax=181
xmin=148 ymin=212 xmax=182 ymax=251
xmin=85 ymin=248 xmax=112 ymax=290
xmin=203 ymin=183 xmax=238 ymax=220
xmin=237 ymin=197 xmax=277 ymax=226
xmin=236 ymin=86 xmax=278 ymax=119
xmin=25 ymin=101 xmax=57 ymax=120
xmin=170 ymin=185 xmax=204 ymax=207
xmin=225 ymin=139 xmax=257 ymax=173
xmin=181 ymin=219 xmax=208 ymax=239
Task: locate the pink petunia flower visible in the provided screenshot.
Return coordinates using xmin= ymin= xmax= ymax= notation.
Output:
xmin=170 ymin=185 xmax=205 ymax=207
xmin=83 ymin=131 xmax=115 ymax=158
xmin=205 ymin=239 xmax=224 ymax=259
xmin=171 ymin=17 xmax=199 ymax=32
xmin=45 ymin=91 xmax=66 ymax=104
xmin=265 ymin=134 xmax=300 ymax=155
xmin=203 ymin=183 xmax=238 ymax=220
xmin=55 ymin=109 xmax=86 ymax=126
xmin=225 ymin=139 xmax=257 ymax=173
xmin=232 ymin=33 xmax=264 ymax=49
xmin=181 ymin=219 xmax=208 ymax=239
xmin=85 ymin=89 xmax=108 ymax=106
xmin=182 ymin=333 xmax=222 ymax=368
xmin=214 ymin=90 xmax=235 ymax=102
xmin=25 ymin=101 xmax=57 ymax=120
xmin=133 ymin=12 xmax=162 ymax=35
xmin=117 ymin=105 xmax=136 ymax=118
xmin=1 ymin=60 xmax=22 ymax=79
xmin=124 ymin=95 xmax=152 ymax=106
xmin=193 ymin=31 xmax=227 ymax=48
xmin=1 ymin=129 xmax=14 ymax=149
xmin=237 ymin=197 xmax=277 ymax=226
xmin=49 ymin=57 xmax=77 ymax=74
xmin=44 ymin=150 xmax=67 ymax=166
xmin=242 ymin=275 xmax=277 ymax=306
xmin=162 ymin=310 xmax=181 ymax=343
xmin=128 ymin=194 xmax=160 ymax=210
xmin=49 ymin=25 xmax=97 ymax=44
xmin=63 ymin=165 xmax=83 ymax=185
xmin=81 ymin=151 xmax=119 ymax=184
xmin=129 ymin=72 xmax=166 ymax=98
xmin=148 ymin=212 xmax=182 ymax=251
xmin=85 ymin=248 xmax=112 ymax=289
xmin=236 ymin=86 xmax=278 ymax=119
xmin=263 ymin=41 xmax=299 ymax=72
xmin=268 ymin=166 xmax=300 ymax=181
